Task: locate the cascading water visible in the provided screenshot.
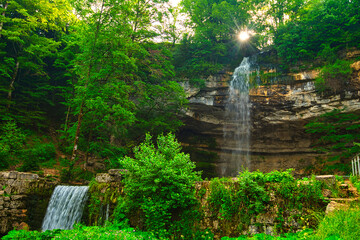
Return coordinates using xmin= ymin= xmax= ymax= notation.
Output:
xmin=42 ymin=185 xmax=89 ymax=231
xmin=221 ymin=57 xmax=254 ymax=176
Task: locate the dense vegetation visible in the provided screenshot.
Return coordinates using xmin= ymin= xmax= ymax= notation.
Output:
xmin=5 ymin=164 xmax=360 ymax=239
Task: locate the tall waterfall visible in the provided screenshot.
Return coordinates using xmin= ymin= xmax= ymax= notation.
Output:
xmin=42 ymin=185 xmax=89 ymax=231
xmin=221 ymin=57 xmax=254 ymax=176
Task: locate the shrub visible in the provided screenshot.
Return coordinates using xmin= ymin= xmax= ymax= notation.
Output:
xmin=315 ymin=59 xmax=352 ymax=94
xmin=116 ymin=133 xmax=201 ymax=237
xmin=18 ymin=142 xmax=56 ymax=172
xmin=0 ymin=121 xmax=26 ymax=170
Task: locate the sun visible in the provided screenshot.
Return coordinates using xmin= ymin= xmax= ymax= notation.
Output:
xmin=239 ymin=31 xmax=250 ymax=41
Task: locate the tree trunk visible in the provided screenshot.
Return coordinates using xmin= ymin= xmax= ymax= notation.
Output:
xmin=0 ymin=1 xmax=8 ymax=38
xmin=70 ymin=0 xmax=105 ymax=161
xmin=7 ymin=60 xmax=19 ymax=111
xmin=64 ymin=105 xmax=71 ymax=132
xmin=70 ymin=103 xmax=84 ymax=162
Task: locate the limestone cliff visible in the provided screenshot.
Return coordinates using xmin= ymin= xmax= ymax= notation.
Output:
xmin=178 ymin=61 xmax=360 ymax=176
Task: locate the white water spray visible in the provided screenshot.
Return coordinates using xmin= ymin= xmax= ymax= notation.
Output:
xmin=42 ymin=185 xmax=89 ymax=231
xmin=222 ymin=57 xmax=253 ymax=176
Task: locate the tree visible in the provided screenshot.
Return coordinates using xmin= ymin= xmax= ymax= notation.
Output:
xmin=274 ymin=0 xmax=360 ymax=66
xmin=118 ymin=133 xmax=201 ymax=237
xmin=0 ymin=0 xmax=74 ymax=126
xmin=177 ymin=0 xmax=255 ymax=77
xmin=63 ymin=0 xmax=187 ymax=163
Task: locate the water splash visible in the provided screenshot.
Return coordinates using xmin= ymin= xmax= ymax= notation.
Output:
xmin=221 ymin=57 xmax=254 ymax=176
xmin=42 ymin=185 xmax=89 ymax=231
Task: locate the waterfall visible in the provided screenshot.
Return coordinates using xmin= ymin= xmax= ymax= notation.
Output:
xmin=42 ymin=185 xmax=89 ymax=231
xmin=221 ymin=57 xmax=254 ymax=176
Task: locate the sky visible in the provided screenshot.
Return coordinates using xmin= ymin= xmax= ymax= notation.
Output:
xmin=169 ymin=0 xmax=182 ymax=7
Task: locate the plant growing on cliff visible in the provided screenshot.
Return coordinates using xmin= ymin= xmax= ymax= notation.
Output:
xmin=305 ymin=109 xmax=360 ymax=173
xmin=315 ymin=60 xmax=352 ymax=94
xmin=116 ymin=133 xmax=201 ymax=237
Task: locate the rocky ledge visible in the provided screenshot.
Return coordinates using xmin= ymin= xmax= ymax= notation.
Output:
xmin=179 ymin=61 xmax=360 ymax=175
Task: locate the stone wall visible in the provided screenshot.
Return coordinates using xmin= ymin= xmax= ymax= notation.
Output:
xmin=0 ymin=171 xmax=58 ymax=236
xmin=90 ymin=170 xmax=329 ymax=239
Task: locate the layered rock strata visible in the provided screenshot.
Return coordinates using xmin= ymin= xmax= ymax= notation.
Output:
xmin=179 ymin=61 xmax=360 ymax=175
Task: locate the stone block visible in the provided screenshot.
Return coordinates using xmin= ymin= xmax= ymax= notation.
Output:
xmin=95 ymin=173 xmax=113 ymax=183
xmin=6 ymin=179 xmax=15 ymax=185
xmin=4 ymin=186 xmax=12 ymax=195
xmin=264 ymin=226 xmax=274 ymax=235
xmin=11 ymin=195 xmax=26 ymax=201
xmin=9 ymin=171 xmax=18 ymax=179
xmin=0 ymin=172 xmax=10 ymax=178
xmin=249 ymin=225 xmax=259 ymax=235
xmin=18 ymin=173 xmax=39 ymax=181
xmin=10 ymin=200 xmax=25 ymax=209
xmin=339 ymin=183 xmax=348 ymax=189
xmin=315 ymin=175 xmax=336 ymax=187
xmin=322 ymin=189 xmax=332 ymax=198
xmin=326 ymin=201 xmax=348 ymax=214
xmin=108 ymin=169 xmax=127 ymax=176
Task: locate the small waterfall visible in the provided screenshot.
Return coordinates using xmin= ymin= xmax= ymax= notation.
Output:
xmin=42 ymin=185 xmax=89 ymax=231
xmin=221 ymin=57 xmax=254 ymax=176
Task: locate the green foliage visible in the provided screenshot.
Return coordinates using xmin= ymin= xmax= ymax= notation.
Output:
xmin=313 ymin=207 xmax=360 ymax=240
xmin=350 ymin=175 xmax=360 ymax=192
xmin=315 ymin=60 xmax=352 ymax=94
xmin=175 ymin=0 xmax=256 ymax=78
xmin=0 ymin=0 xmax=75 ymax=127
xmin=274 ymin=0 xmax=360 ymax=66
xmin=87 ymin=180 xmax=121 ymax=226
xmin=2 ymin=224 xmax=157 ymax=240
xmin=0 ymin=121 xmax=26 ymax=169
xmin=189 ymin=78 xmax=206 ymax=89
xmin=305 ymin=109 xmax=360 ymax=173
xmin=208 ymin=170 xmax=326 ymax=236
xmin=221 ymin=228 xmax=314 ymax=239
xmin=116 ymin=133 xmax=201 ymax=237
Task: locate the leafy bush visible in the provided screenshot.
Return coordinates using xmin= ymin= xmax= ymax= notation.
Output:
xmin=18 ymin=142 xmax=56 ymax=172
xmin=116 ymin=133 xmax=201 ymax=237
xmin=350 ymin=175 xmax=360 ymax=192
xmin=0 ymin=121 xmax=26 ymax=170
xmin=208 ymin=170 xmax=326 ymax=236
xmin=315 ymin=60 xmax=352 ymax=94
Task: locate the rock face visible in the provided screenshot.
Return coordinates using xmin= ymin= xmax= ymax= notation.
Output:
xmin=179 ymin=61 xmax=360 ymax=176
xmin=0 ymin=171 xmax=58 ymax=236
